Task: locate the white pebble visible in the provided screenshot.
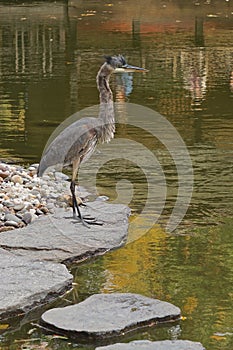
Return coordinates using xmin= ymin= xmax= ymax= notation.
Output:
xmin=29 ymin=208 xmax=36 ymax=215
xmin=11 ymin=174 xmax=23 ymax=185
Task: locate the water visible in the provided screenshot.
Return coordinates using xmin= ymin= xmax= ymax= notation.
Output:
xmin=0 ymin=0 xmax=233 ymax=349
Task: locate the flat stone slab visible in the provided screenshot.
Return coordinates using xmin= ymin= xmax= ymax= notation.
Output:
xmin=96 ymin=340 xmax=206 ymax=350
xmin=0 ymin=201 xmax=130 ymax=263
xmin=41 ymin=293 xmax=181 ymax=341
xmin=0 ymin=251 xmax=73 ymax=320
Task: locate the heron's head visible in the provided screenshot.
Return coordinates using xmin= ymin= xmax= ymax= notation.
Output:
xmin=104 ymin=55 xmax=148 ymax=73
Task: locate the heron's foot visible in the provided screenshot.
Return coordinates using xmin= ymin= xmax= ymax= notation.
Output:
xmin=83 ymin=214 xmax=104 ymax=226
xmin=72 ymin=213 xmax=104 ymax=227
xmin=72 ymin=213 xmax=90 ymax=228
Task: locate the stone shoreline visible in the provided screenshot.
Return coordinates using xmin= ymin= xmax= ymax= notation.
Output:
xmin=0 ymin=161 xmax=88 ymax=233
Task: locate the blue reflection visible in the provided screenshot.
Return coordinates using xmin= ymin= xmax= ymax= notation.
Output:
xmin=116 ymin=73 xmax=134 ymax=96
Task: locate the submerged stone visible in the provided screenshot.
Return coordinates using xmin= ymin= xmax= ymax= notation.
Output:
xmin=41 ymin=293 xmax=181 ymax=341
xmin=0 ymin=251 xmax=73 ymax=320
xmin=95 ymin=340 xmax=206 ymax=350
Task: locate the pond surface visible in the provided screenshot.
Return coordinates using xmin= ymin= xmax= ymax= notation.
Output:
xmin=0 ymin=1 xmax=233 ymax=349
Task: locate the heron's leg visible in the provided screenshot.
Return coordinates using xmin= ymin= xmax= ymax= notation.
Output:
xmin=70 ymin=180 xmax=82 ymax=219
xmin=70 ymin=160 xmax=103 ymax=226
xmin=70 ymin=179 xmax=93 ymax=228
xmin=70 ymin=160 xmax=89 ymax=225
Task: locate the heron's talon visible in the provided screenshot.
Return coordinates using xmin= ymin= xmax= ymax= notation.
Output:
xmin=72 ymin=214 xmax=90 ymax=228
xmin=81 ymin=219 xmax=91 ymax=228
xmin=83 ymin=216 xmax=104 ymax=226
xmin=83 ymin=215 xmax=95 ymax=220
xmin=72 ymin=214 xmax=103 ymax=227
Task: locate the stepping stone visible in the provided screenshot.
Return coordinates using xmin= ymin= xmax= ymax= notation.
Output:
xmin=0 ymin=201 xmax=130 ymax=263
xmin=95 ymin=340 xmax=206 ymax=350
xmin=41 ymin=293 xmax=181 ymax=341
xmin=0 ymin=250 xmax=72 ymax=320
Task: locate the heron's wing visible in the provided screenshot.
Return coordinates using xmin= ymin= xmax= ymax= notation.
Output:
xmin=65 ymin=127 xmax=98 ymax=165
xmin=38 ymin=117 xmax=100 ymax=176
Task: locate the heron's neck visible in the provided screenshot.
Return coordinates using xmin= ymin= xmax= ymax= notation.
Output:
xmin=96 ymin=62 xmax=114 ymax=103
xmin=96 ymin=62 xmax=115 ymax=143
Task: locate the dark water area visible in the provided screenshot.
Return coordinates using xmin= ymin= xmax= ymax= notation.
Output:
xmin=0 ymin=1 xmax=233 ymax=349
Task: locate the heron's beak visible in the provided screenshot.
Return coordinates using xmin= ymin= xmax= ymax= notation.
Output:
xmin=114 ymin=64 xmax=148 ymax=73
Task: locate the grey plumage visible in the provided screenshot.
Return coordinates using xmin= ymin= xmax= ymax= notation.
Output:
xmin=37 ymin=117 xmax=100 ymax=176
xmin=38 ymin=58 xmax=118 ymax=177
xmin=37 ymin=55 xmax=147 ymax=226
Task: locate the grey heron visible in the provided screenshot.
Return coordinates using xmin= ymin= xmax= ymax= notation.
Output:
xmin=37 ymin=55 xmax=147 ymax=226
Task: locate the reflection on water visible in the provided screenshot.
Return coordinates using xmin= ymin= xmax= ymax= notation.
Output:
xmin=0 ymin=1 xmax=233 ymax=349
xmin=71 ymin=221 xmax=233 ymax=349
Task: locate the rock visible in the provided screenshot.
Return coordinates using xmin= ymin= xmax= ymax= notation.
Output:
xmin=40 ymin=190 xmax=48 ymax=198
xmin=22 ymin=212 xmax=33 ymax=224
xmin=0 ymin=170 xmax=9 ymax=179
xmin=0 ymin=202 xmax=130 ymax=263
xmin=31 ymin=163 xmax=39 ymax=168
xmin=42 ymin=175 xmax=51 ymax=181
xmin=0 ymin=226 xmax=16 ymax=232
xmin=97 ymin=195 xmax=109 ymax=201
xmin=0 ymin=164 xmax=7 ymax=171
xmin=25 ymin=203 xmax=33 ymax=210
xmin=31 ymin=189 xmax=40 ymax=196
xmin=18 ymin=221 xmax=26 ymax=228
xmin=49 ymin=193 xmax=59 ymax=199
xmin=95 ymin=340 xmax=206 ymax=350
xmin=5 ymin=213 xmax=22 ymax=224
xmin=61 ymin=194 xmax=71 ymax=202
xmin=11 ymin=174 xmax=23 ymax=185
xmin=40 ymin=206 xmax=49 ymax=214
xmin=41 ymin=293 xmax=180 ymax=341
xmin=4 ymin=221 xmax=19 ymax=228
xmin=2 ymin=200 xmax=14 ymax=208
xmin=46 ymin=203 xmax=55 ymax=210
xmin=13 ymin=203 xmax=25 ymax=211
xmin=54 ymin=172 xmax=69 ymax=181
xmin=25 ymin=183 xmax=33 ymax=190
xmin=30 ymin=212 xmax=38 ymax=222
xmin=0 ymin=252 xmax=73 ymax=320
xmin=36 ymin=209 xmax=43 ymax=215
xmin=29 ymin=208 xmax=36 ymax=215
